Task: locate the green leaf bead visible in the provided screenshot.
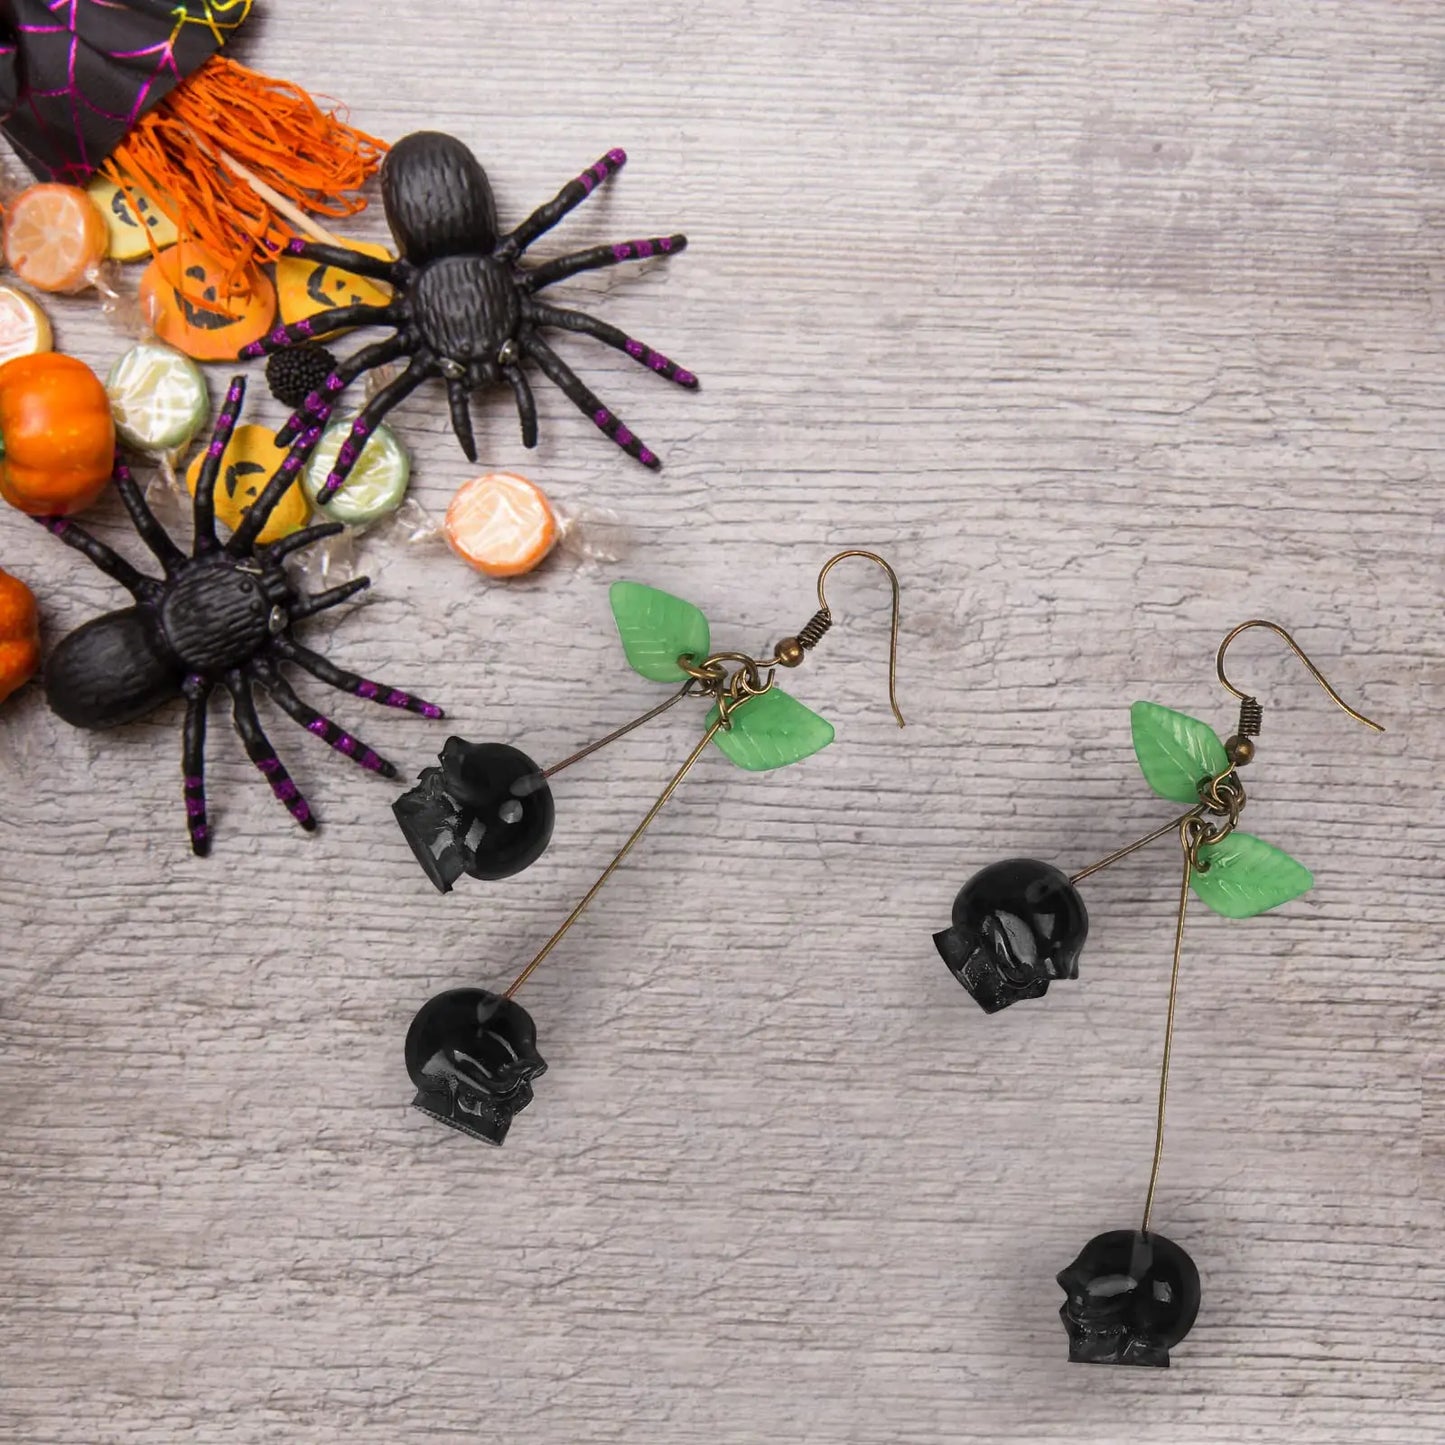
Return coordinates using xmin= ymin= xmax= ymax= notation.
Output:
xmin=1131 ymin=701 xmax=1230 ymax=803
xmin=609 ymin=581 xmax=711 ymax=682
xmin=706 ymin=688 xmax=835 ymax=771
xmin=1190 ymin=832 xmax=1313 ymax=918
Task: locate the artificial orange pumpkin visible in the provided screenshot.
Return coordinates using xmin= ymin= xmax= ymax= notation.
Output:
xmin=140 ymin=245 xmax=277 ymax=362
xmin=0 ymin=566 xmax=41 ymax=706
xmin=0 ymin=353 xmax=116 ymax=515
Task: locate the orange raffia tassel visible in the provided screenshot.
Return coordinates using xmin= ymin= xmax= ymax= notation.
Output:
xmin=102 ymin=56 xmax=386 ymax=286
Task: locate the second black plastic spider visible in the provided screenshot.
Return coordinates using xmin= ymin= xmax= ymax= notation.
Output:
xmin=37 ymin=378 xmax=443 ymax=855
xmin=242 ymin=130 xmax=697 ymax=500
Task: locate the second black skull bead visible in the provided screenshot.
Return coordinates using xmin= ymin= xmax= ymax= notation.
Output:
xmin=393 ymin=738 xmax=554 ymax=891
xmin=933 ymin=858 xmax=1089 ymax=1012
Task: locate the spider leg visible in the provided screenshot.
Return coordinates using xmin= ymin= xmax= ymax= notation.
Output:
xmin=519 ymin=334 xmax=662 ymax=470
xmin=181 ymin=677 xmax=213 ymax=856
xmin=446 ymin=376 xmax=478 ymax=463
xmin=32 ymin=515 xmax=158 ymax=599
xmin=192 ymin=377 xmax=248 ymax=554
xmin=498 ymin=147 xmax=628 ymax=260
xmin=287 ymin=576 xmax=371 ymax=622
xmin=527 ymin=300 xmax=697 ymax=388
xmin=239 ymin=304 xmax=405 ymax=360
xmin=274 ymin=334 xmax=412 ymax=447
xmin=113 ymin=459 xmax=184 ymax=573
xmin=505 ymin=365 xmax=538 ymax=449
xmin=314 ymin=356 xmax=437 ymax=503
xmin=522 ymin=233 xmax=687 ymax=293
xmin=253 ymin=659 xmax=397 ymax=777
xmin=226 ymin=427 xmax=327 ymax=558
xmin=264 ymin=521 xmax=346 ymax=563
xmin=271 ymin=635 xmax=444 ymax=719
xmin=276 ymin=237 xmax=401 ymax=284
xmin=226 ymin=672 xmax=316 ymax=832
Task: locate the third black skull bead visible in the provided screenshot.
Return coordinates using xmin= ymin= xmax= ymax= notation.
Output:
xmin=933 ymin=859 xmax=1088 ymax=1012
xmin=393 ymin=738 xmax=554 ymax=891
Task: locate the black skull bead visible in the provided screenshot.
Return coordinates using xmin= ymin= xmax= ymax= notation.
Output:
xmin=1057 ymin=1230 xmax=1201 ymax=1367
xmin=393 ymin=738 xmax=554 ymax=891
xmin=405 ymin=988 xmax=547 ymax=1145
xmin=934 ymin=858 xmax=1088 ymax=1012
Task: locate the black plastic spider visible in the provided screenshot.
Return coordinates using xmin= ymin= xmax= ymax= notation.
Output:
xmin=241 ymin=130 xmax=697 ymax=502
xmin=36 ymin=377 xmax=443 ymax=856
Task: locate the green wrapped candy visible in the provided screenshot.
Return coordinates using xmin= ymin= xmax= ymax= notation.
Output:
xmin=106 ymin=342 xmax=209 ymax=452
xmin=302 ymin=418 xmax=411 ymax=526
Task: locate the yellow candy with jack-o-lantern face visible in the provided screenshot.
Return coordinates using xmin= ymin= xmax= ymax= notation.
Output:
xmin=184 ymin=422 xmax=310 ymax=545
xmin=275 ymin=238 xmax=393 ymax=333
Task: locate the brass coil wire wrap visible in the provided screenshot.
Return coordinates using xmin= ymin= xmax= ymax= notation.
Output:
xmin=794 ymin=608 xmax=834 ymax=651
xmin=1236 ymin=696 xmax=1264 ymax=737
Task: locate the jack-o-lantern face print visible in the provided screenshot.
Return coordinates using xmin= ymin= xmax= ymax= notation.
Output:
xmin=141 ymin=246 xmax=277 ymax=362
xmin=275 ymin=238 xmax=393 ymax=332
xmin=86 ymin=178 xmax=178 ymax=261
xmin=184 ymin=422 xmax=311 ymax=544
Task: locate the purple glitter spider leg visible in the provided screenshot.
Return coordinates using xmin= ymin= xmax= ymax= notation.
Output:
xmin=504 ymin=366 xmax=538 ymax=448
xmin=526 ymin=300 xmax=698 ymax=388
xmin=227 ymin=426 xmax=328 ymax=557
xmin=519 ymin=334 xmax=662 ymax=470
xmin=287 ymin=577 xmax=372 ymax=623
xmin=499 ymin=147 xmax=629 ymax=259
xmin=227 ymin=674 xmax=316 ymax=832
xmin=275 ymin=238 xmax=402 ymax=284
xmin=271 ymin=636 xmax=444 ymax=720
xmin=253 ymin=661 xmax=397 ymax=778
xmin=192 ymin=376 xmax=249 ymax=553
xmin=181 ymin=677 xmax=214 ymax=857
xmin=239 ymin=304 xmax=404 ymax=360
xmin=113 ymin=460 xmax=183 ymax=574
xmin=315 ymin=356 xmax=437 ymax=502
xmin=31 ymin=515 xmax=157 ymax=600
xmin=522 ymin=233 xmax=688 ymax=293
xmin=274 ymin=335 xmax=411 ymax=448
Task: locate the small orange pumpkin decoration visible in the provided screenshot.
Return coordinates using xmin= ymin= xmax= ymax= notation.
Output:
xmin=0 ymin=353 xmax=116 ymax=516
xmin=140 ymin=245 xmax=277 ymax=362
xmin=0 ymin=566 xmax=41 ymax=706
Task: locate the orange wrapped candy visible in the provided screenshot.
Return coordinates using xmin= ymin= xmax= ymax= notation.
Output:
xmin=444 ymin=472 xmax=558 ymax=578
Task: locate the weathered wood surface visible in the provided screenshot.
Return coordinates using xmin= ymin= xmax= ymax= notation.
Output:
xmin=1 ymin=2 xmax=1441 ymax=1441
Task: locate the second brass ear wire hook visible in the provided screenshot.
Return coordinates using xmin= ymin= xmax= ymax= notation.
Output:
xmin=392 ymin=550 xmax=905 ymax=1146
xmin=931 ymin=620 xmax=1382 ymax=1368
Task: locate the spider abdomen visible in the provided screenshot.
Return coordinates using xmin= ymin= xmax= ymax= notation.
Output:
xmin=45 ymin=607 xmax=182 ymax=730
xmin=160 ymin=559 xmax=280 ymax=674
xmin=411 ymin=256 xmax=518 ymax=365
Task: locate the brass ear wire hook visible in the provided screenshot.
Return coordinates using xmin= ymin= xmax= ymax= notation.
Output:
xmin=1215 ymin=619 xmax=1385 ymax=751
xmin=768 ymin=549 xmax=906 ymax=727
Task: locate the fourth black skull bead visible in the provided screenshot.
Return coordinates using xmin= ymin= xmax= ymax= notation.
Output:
xmin=933 ymin=858 xmax=1088 ymax=1012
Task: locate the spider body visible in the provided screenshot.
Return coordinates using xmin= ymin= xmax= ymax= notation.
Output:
xmin=241 ymin=131 xmax=697 ymax=500
xmin=35 ymin=377 xmax=443 ymax=855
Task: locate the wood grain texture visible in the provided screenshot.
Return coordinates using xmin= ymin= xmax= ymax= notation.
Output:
xmin=1 ymin=2 xmax=1442 ymax=1441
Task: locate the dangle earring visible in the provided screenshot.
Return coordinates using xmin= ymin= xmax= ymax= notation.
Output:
xmin=395 ymin=550 xmax=905 ymax=1145
xmin=933 ymin=621 xmax=1382 ymax=1367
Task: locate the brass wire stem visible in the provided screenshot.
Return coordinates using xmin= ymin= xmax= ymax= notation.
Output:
xmin=1069 ymin=806 xmax=1205 ymax=886
xmin=542 ymin=682 xmax=695 ymax=780
xmin=504 ymin=718 xmax=726 ymax=999
xmin=1141 ymin=826 xmax=1194 ymax=1236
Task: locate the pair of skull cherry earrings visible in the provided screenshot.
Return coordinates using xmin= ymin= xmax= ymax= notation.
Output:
xmin=391 ymin=574 xmax=1382 ymax=1371
xmin=935 ymin=620 xmax=1384 ymax=1367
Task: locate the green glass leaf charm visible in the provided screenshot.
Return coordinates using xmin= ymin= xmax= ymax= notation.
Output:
xmin=1190 ymin=832 xmax=1313 ymax=918
xmin=706 ymin=688 xmax=835 ymax=772
xmin=1130 ymin=701 xmax=1230 ymax=803
xmin=609 ymin=581 xmax=711 ymax=682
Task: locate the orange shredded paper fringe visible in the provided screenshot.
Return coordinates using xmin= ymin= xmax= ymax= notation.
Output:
xmin=102 ymin=56 xmax=386 ymax=295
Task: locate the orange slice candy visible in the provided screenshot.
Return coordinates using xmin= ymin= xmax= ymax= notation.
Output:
xmin=445 ymin=472 xmax=558 ymax=578
xmin=3 ymin=184 xmax=108 ymax=293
